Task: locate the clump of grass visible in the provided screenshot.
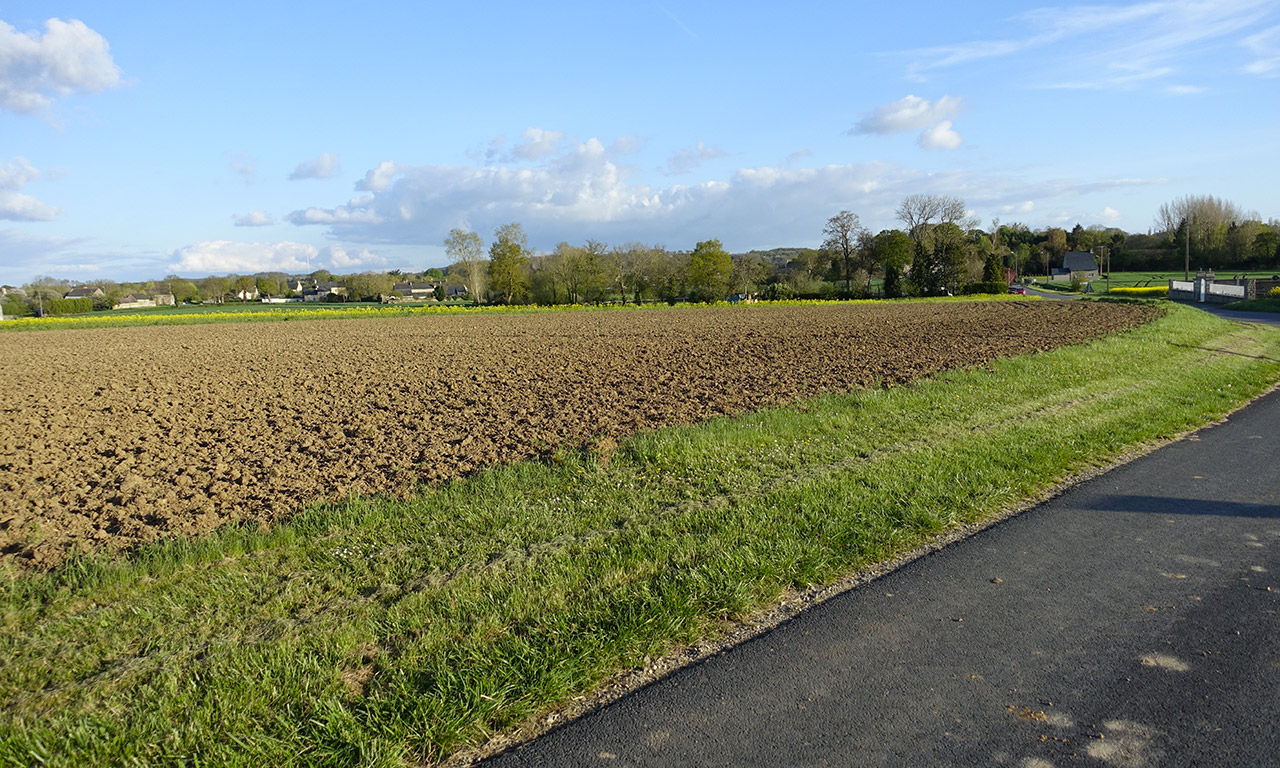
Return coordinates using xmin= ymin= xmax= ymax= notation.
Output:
xmin=1 ymin=304 xmax=1277 ymax=766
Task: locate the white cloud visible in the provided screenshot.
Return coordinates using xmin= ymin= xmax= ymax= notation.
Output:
xmin=918 ymin=121 xmax=963 ymax=150
xmin=485 ymin=128 xmax=571 ymax=163
xmin=322 ymin=245 xmax=386 ymax=269
xmin=289 ymin=152 xmax=341 ymax=181
xmin=852 ymin=94 xmax=963 ymax=135
xmin=1242 ymin=24 xmax=1280 ymax=76
xmin=1100 ymin=206 xmax=1123 ymax=222
xmin=288 ymin=196 xmax=382 ymax=225
xmin=0 ymin=157 xmax=41 ymax=190
xmin=510 ymin=128 xmax=567 ymax=161
xmin=356 ymin=161 xmax=401 ymax=191
xmin=0 ymin=191 xmax=59 ymax=221
xmin=233 ymin=210 xmax=274 ymax=227
xmin=281 ymin=132 xmax=1171 ymax=253
xmin=0 ymin=18 xmax=123 ymax=114
xmin=1165 ymin=84 xmax=1206 ymax=94
xmin=665 ymin=141 xmax=728 ymax=175
xmin=169 ymin=240 xmax=320 ymax=274
xmin=0 ymin=157 xmax=58 ymax=221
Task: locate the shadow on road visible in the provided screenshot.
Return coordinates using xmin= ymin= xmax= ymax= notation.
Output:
xmin=1089 ymin=494 xmax=1280 ymax=519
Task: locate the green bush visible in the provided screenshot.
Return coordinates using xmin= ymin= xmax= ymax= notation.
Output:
xmin=45 ymin=297 xmax=93 ymax=316
xmin=1 ymin=297 xmax=32 ymax=318
xmin=759 ymin=283 xmax=795 ymax=301
xmin=961 ymin=281 xmax=1009 ymax=295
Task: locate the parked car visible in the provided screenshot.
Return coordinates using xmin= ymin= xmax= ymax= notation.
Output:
xmin=1009 ymin=285 xmax=1028 ymax=295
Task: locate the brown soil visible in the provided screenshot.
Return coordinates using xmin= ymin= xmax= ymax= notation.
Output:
xmin=0 ymin=301 xmax=1157 ymax=568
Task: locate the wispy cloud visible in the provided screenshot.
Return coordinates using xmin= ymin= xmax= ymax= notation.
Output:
xmin=289 ymin=152 xmax=341 ymax=181
xmin=1242 ymin=24 xmax=1280 ymax=76
xmin=900 ymin=0 xmax=1276 ymax=90
xmin=657 ymin=5 xmax=697 ymax=38
xmin=664 ymin=141 xmax=728 ymax=175
xmin=228 ymin=152 xmax=256 ymax=181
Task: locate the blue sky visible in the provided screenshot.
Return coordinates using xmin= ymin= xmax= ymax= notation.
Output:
xmin=2 ymin=0 xmax=1278 ymax=285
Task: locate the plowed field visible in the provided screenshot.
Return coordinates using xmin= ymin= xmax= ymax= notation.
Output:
xmin=0 ymin=301 xmax=1157 ymax=568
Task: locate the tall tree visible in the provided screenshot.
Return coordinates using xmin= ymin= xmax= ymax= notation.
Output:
xmin=445 ymin=228 xmax=487 ymax=303
xmin=895 ymin=194 xmax=973 ymax=245
xmin=231 ymin=275 xmax=256 ymax=298
xmin=345 ymin=272 xmax=393 ymax=301
xmin=551 ymin=239 xmax=606 ymax=304
xmin=488 ymin=222 xmax=531 ymax=304
xmin=686 ymin=239 xmax=732 ymax=302
xmin=1044 ymin=228 xmax=1068 ymax=265
xmin=822 ymin=210 xmax=863 ymax=294
xmin=199 ymin=276 xmax=230 ymax=303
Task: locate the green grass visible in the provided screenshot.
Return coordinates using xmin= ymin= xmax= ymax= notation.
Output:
xmin=1223 ymin=298 xmax=1280 ymax=313
xmin=1030 ymin=281 xmax=1080 ymax=293
xmin=1098 ymin=270 xmax=1280 ymax=288
xmin=2 ymin=303 xmax=1278 ymax=766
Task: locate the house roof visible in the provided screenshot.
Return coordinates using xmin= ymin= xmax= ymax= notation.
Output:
xmin=65 ymin=286 xmax=102 ymax=298
xmin=1062 ymin=252 xmax=1098 ymax=272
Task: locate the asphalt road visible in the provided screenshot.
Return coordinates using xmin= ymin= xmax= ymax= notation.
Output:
xmin=487 ymin=388 xmax=1280 ymax=767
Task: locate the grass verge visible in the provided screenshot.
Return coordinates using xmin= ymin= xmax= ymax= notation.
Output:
xmin=1223 ymin=297 xmax=1280 ymax=313
xmin=2 ymin=303 xmax=1279 ymax=767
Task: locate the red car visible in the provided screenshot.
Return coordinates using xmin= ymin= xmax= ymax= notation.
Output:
xmin=1009 ymin=286 xmax=1028 ymax=295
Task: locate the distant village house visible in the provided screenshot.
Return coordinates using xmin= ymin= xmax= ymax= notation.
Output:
xmin=114 ymin=293 xmax=156 ymax=310
xmin=1051 ymin=252 xmax=1100 ymax=280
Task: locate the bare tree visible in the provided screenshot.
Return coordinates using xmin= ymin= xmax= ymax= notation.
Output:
xmin=894 ymin=194 xmax=972 ymax=244
xmin=823 ymin=210 xmax=864 ymax=293
xmin=1154 ymin=194 xmax=1256 ymax=256
xmin=444 ymin=228 xmax=486 ymax=303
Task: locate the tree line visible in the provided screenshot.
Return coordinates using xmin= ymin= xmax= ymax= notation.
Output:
xmin=5 ymin=193 xmax=1276 ymax=317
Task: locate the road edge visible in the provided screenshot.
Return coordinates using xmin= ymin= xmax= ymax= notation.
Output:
xmin=444 ymin=379 xmax=1280 ymax=767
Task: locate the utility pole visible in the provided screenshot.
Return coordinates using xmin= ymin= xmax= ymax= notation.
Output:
xmin=1094 ymin=245 xmax=1110 ymax=294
